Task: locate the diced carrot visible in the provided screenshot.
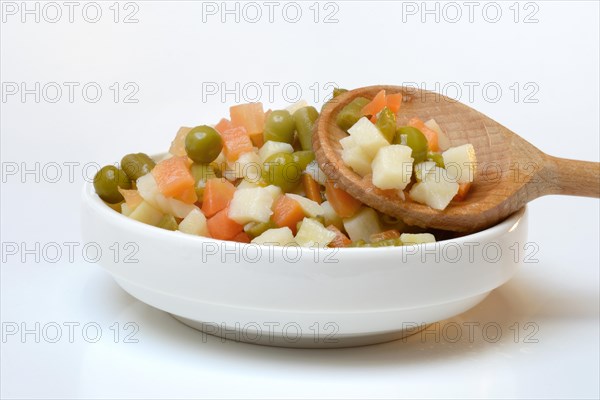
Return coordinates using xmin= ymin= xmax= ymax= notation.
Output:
xmin=201 ymin=178 xmax=236 ymax=217
xmin=151 ymin=156 xmax=196 ymax=200
xmin=370 ymin=229 xmax=400 ymax=243
xmin=302 ymin=174 xmax=322 ymax=204
xmin=327 ymin=225 xmax=352 ymax=247
xmin=408 ymin=117 xmax=439 ymax=151
xmin=248 ymin=131 xmax=264 ymax=148
xmin=222 ymin=126 xmax=254 ymax=162
xmin=169 ymin=126 xmax=192 ymax=157
xmin=230 ymin=102 xmax=265 ymax=137
xmin=386 ymin=93 xmax=403 ymax=114
xmin=325 ymin=180 xmax=362 ymax=218
xmin=207 ymin=207 xmax=244 ymax=240
xmin=118 ymin=188 xmax=143 ymax=209
xmin=272 ymin=195 xmax=306 ymax=234
xmin=369 ymin=114 xmax=378 ymax=124
xmin=453 ymin=183 xmax=472 ymax=201
xmin=174 ymin=185 xmax=198 ymax=204
xmin=361 ymin=90 xmax=387 ymax=117
xmin=232 ymin=231 xmax=251 ymax=243
xmin=215 ymin=118 xmax=234 ymax=134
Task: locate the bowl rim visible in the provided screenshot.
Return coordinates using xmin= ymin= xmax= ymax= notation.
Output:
xmin=82 ymin=176 xmax=526 ymax=255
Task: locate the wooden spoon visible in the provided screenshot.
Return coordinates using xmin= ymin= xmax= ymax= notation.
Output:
xmin=313 ymin=85 xmax=600 ymax=232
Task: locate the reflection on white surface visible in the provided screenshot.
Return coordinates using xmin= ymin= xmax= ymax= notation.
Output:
xmin=62 ymin=259 xmax=594 ymax=399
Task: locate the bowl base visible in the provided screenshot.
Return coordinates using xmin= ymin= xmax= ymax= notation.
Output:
xmin=170 ymin=315 xmax=431 ymax=348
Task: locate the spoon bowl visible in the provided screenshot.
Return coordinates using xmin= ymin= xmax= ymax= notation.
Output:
xmin=314 ymin=85 xmax=599 ymax=232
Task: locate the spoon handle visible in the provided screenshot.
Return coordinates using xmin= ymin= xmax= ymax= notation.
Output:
xmin=542 ymin=156 xmax=600 ymax=198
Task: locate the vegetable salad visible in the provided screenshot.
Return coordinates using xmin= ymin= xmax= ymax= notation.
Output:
xmin=93 ymin=88 xmax=475 ymax=247
xmin=337 ymin=89 xmax=477 ymax=211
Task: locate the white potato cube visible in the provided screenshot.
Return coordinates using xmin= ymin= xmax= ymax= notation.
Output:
xmin=259 ymin=141 xmax=294 ymax=162
xmin=285 ymin=100 xmax=308 ymax=115
xmin=442 ymin=144 xmax=477 ymax=183
xmin=128 ymin=201 xmax=163 ymax=226
xmin=409 ymin=167 xmax=459 ymax=210
xmin=286 ymin=194 xmax=324 ymax=218
xmin=263 ymin=185 xmax=282 ymax=200
xmin=236 ymin=179 xmax=260 ymax=190
xmin=400 ymin=233 xmax=436 ymax=245
xmin=414 ymin=161 xmax=438 ymax=182
xmin=228 ymin=187 xmax=275 ymax=224
xmin=371 ymin=145 xmax=414 ymax=190
xmin=178 ymin=209 xmax=209 ymax=237
xmin=347 ymin=117 xmax=389 ymax=158
xmin=342 ymin=207 xmax=381 ymax=242
xmin=424 ymin=119 xmax=451 ymax=151
xmin=224 ymin=151 xmax=262 ymax=181
xmin=321 ymin=201 xmax=343 ymax=230
xmin=341 ymin=136 xmax=372 ymax=176
xmin=251 ymin=227 xmax=297 ymax=246
xmin=304 ymin=160 xmax=327 ymax=185
xmin=295 ymin=218 xmax=336 ymax=248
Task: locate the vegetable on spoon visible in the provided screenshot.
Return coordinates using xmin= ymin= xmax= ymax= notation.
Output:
xmin=313 ymin=85 xmax=600 ymax=232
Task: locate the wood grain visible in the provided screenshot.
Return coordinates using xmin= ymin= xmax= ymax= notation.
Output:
xmin=313 ymin=85 xmax=600 ymax=232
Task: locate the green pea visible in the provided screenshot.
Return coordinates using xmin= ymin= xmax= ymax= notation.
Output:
xmin=293 ymin=106 xmax=319 ymax=151
xmin=291 ymin=150 xmax=315 ymax=171
xmin=263 ymin=152 xmax=302 ymax=192
xmin=158 ymin=214 xmax=178 ymax=231
xmin=336 ymin=97 xmax=370 ymax=131
xmin=428 ymin=152 xmax=445 ymax=168
xmin=394 ymin=126 xmax=428 ymax=164
xmin=375 ymin=107 xmax=396 ymax=143
xmin=333 ymin=88 xmax=348 ymax=98
xmin=245 ymin=220 xmax=277 ymax=238
xmin=93 ymin=165 xmax=132 ymax=204
xmin=121 ymin=153 xmax=156 ymax=181
xmin=191 ymin=163 xmax=217 ymax=200
xmin=185 ymin=125 xmax=223 ymax=164
xmin=264 ymin=110 xmax=296 ymax=144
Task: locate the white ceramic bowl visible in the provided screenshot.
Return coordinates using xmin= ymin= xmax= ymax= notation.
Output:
xmin=81 ymin=179 xmax=527 ymax=348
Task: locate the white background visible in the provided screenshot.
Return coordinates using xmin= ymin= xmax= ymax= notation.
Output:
xmin=1 ymin=1 xmax=599 ymax=398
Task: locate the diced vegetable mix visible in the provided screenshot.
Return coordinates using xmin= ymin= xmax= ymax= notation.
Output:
xmin=93 ymin=88 xmax=476 ymax=248
xmin=338 ymin=89 xmax=477 ymax=211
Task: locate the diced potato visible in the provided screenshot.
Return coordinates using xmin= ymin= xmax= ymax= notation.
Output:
xmin=342 ymin=207 xmax=381 ymax=242
xmin=129 ymin=201 xmax=163 ymax=226
xmin=263 ymin=185 xmax=282 ymax=200
xmin=236 ymin=179 xmax=260 ymax=190
xmin=178 ymin=209 xmax=209 ymax=236
xmin=414 ymin=161 xmax=437 ymax=182
xmin=400 ymin=233 xmax=436 ymax=245
xmin=224 ymin=151 xmax=262 ymax=181
xmin=347 ymin=117 xmax=389 ymax=158
xmin=228 ymin=187 xmax=276 ymax=224
xmin=295 ymin=218 xmax=336 ymax=248
xmin=442 ymin=144 xmax=477 ymax=183
xmin=409 ymin=167 xmax=459 ymax=210
xmin=136 ymin=173 xmax=199 ymax=218
xmin=341 ymin=136 xmax=372 ymax=176
xmin=424 ymin=119 xmax=451 ymax=151
xmin=258 ymin=141 xmax=294 ymax=162
xmin=251 ymin=227 xmax=297 ymax=246
xmin=286 ymin=193 xmax=324 ymax=217
xmin=321 ymin=201 xmax=343 ymax=230
xmin=371 ymin=145 xmax=414 ymax=190
xmin=304 ymin=160 xmax=327 ymax=185
xmin=285 ymin=100 xmax=308 ymax=115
